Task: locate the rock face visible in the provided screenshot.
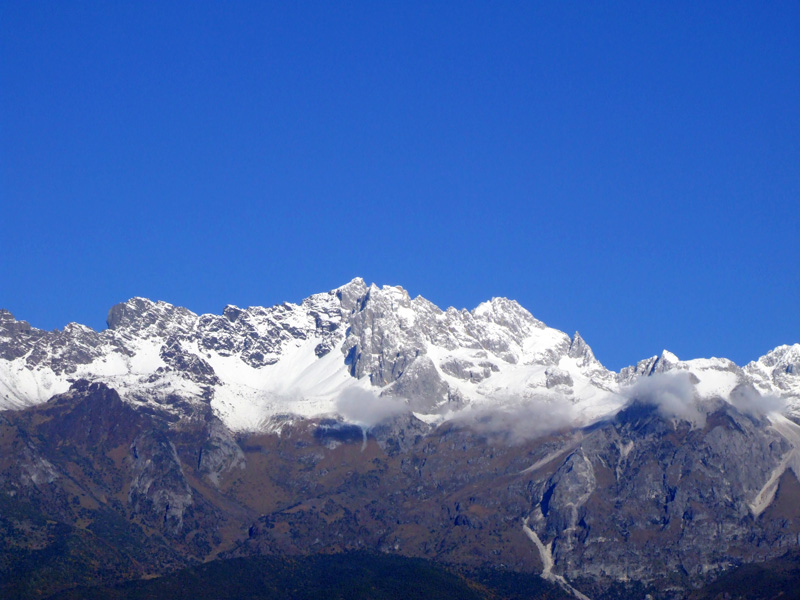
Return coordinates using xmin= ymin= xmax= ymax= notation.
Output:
xmin=526 ymin=398 xmax=800 ymax=588
xmin=129 ymin=428 xmax=194 ymax=534
xmin=2 ymin=281 xmax=800 ymax=599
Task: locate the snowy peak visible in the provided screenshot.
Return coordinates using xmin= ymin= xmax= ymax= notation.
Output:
xmin=658 ymin=348 xmax=680 ymax=365
xmin=749 ymin=343 xmax=800 ymax=374
xmin=650 ymin=349 xmax=680 ymax=374
xmin=316 ymin=284 xmax=621 ymax=419
xmin=620 ymin=349 xmax=743 ymax=396
xmin=0 ymin=280 xmax=621 ymax=427
xmin=745 ymin=343 xmax=800 ymax=401
xmin=472 ymin=297 xmax=544 ymax=333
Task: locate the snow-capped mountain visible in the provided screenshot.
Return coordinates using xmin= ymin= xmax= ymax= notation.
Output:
xmin=745 ymin=344 xmax=800 ymax=400
xmin=1 ymin=278 xmax=798 ymax=431
xmin=3 ymin=279 xmax=800 ymax=599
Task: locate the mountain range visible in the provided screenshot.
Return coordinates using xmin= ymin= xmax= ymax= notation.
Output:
xmin=2 ymin=278 xmax=799 ymax=599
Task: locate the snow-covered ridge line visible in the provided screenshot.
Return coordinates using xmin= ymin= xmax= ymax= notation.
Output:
xmin=1 ymin=278 xmax=799 ymax=429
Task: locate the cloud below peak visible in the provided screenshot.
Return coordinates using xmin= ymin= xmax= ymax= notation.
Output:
xmin=335 ymin=388 xmax=409 ymax=428
xmin=623 ymin=371 xmax=785 ymax=427
xmin=624 ymin=371 xmax=707 ymax=426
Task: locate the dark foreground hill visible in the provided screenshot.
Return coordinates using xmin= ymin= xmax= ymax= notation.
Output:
xmin=40 ymin=552 xmax=570 ymax=600
xmin=35 ymin=551 xmax=800 ymax=600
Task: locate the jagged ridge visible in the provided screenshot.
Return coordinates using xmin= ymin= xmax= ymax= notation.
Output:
xmin=1 ymin=279 xmax=798 ymax=431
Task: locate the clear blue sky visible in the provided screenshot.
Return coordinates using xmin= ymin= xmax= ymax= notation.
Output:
xmin=1 ymin=2 xmax=798 ymax=371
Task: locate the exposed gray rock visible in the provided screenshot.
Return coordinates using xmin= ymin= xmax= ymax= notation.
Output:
xmin=369 ymin=412 xmax=431 ymax=454
xmin=525 ymin=400 xmax=798 ymax=586
xmin=159 ymin=338 xmax=220 ymax=386
xmin=383 ymin=356 xmax=450 ymax=412
xmin=197 ymin=418 xmax=246 ymax=486
xmin=546 ymin=368 xmax=574 ymax=389
xmin=567 ymin=331 xmax=596 ymax=367
xmin=129 ymin=429 xmax=193 ymax=534
xmin=0 ymin=310 xmax=46 ymax=360
xmin=440 ymin=358 xmax=493 ymax=382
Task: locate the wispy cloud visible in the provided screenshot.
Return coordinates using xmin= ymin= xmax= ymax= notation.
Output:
xmin=624 ymin=371 xmax=707 ymax=426
xmin=729 ymin=383 xmax=785 ymax=417
xmin=623 ymin=371 xmax=785 ymax=426
xmin=335 ymin=388 xmax=409 ymax=428
xmin=451 ymin=396 xmax=576 ymax=444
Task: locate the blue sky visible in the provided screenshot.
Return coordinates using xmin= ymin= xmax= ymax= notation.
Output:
xmin=1 ymin=2 xmax=798 ymax=370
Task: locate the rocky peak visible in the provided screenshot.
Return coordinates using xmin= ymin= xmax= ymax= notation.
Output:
xmin=222 ymin=305 xmax=244 ymax=323
xmin=106 ymin=297 xmax=155 ymax=329
xmin=471 ymin=297 xmax=544 ymax=334
xmin=0 ymin=311 xmax=35 ymax=336
xmin=356 ymin=283 xmax=413 ymax=316
xmin=0 ymin=311 xmax=45 ymax=361
xmin=653 ymin=349 xmax=679 ymax=372
xmin=567 ymin=331 xmax=597 ymax=367
xmin=106 ymin=297 xmax=197 ymax=335
xmin=334 ymin=277 xmax=368 ymax=312
xmin=619 ymin=349 xmax=680 ymax=383
xmin=340 ymin=284 xmax=427 ymax=387
xmin=745 ymin=344 xmax=800 ymax=403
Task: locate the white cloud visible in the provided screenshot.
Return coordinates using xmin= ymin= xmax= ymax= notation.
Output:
xmin=452 ymin=396 xmax=576 ymax=444
xmin=623 ymin=372 xmax=786 ymax=427
xmin=335 ymin=388 xmax=409 ymax=428
xmin=624 ymin=371 xmax=706 ymax=426
xmin=729 ymin=383 xmax=785 ymax=417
